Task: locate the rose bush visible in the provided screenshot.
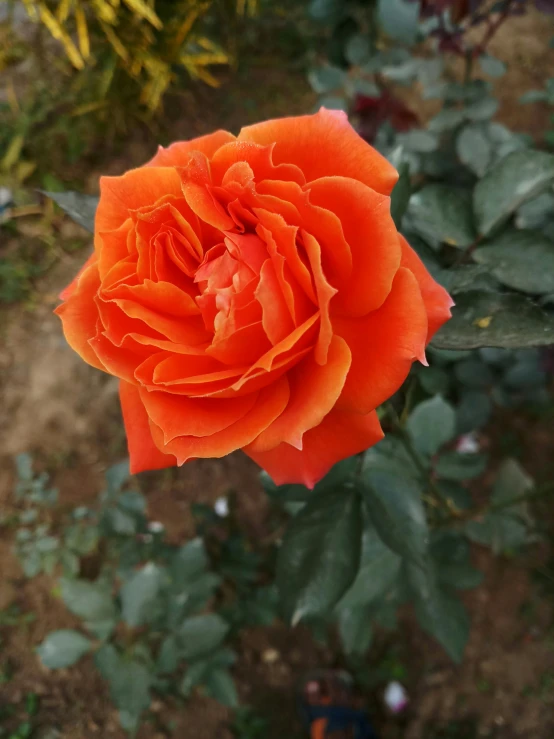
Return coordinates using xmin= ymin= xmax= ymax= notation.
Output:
xmin=55 ymin=108 xmax=453 ymax=487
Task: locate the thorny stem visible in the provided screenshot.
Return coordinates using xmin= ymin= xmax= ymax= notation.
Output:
xmin=473 ymin=0 xmax=519 ymax=58
xmin=384 ymin=402 xmax=452 ymax=512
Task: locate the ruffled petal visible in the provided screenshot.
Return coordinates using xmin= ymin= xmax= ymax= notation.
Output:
xmin=238 ymin=108 xmax=398 ymax=195
xmin=149 ymin=376 xmax=290 ymax=463
xmin=248 ymin=335 xmax=351 ymax=452
xmin=55 ymin=257 xmax=105 ymax=371
xmin=306 ymin=177 xmax=401 ymax=318
xmin=333 ymin=267 xmax=428 ymax=415
xmin=96 ymin=167 xmax=183 ymax=233
xmin=399 ymin=234 xmax=454 ymax=342
xmin=146 ymin=130 xmax=236 ymax=166
xmin=119 ymin=381 xmax=177 ymax=473
xmin=245 ymin=407 xmax=384 ymax=488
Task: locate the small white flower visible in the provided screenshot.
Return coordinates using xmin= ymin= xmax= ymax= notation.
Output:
xmin=148 ymin=521 xmax=164 ymax=533
xmin=384 ymin=681 xmax=408 ymax=714
xmin=0 ymin=187 xmax=12 ymax=208
xmin=456 ymin=433 xmax=480 ymax=455
xmin=214 ymin=497 xmax=229 ymax=517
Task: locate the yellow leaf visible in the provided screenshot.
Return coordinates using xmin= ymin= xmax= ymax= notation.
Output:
xmin=121 ymin=0 xmax=163 ymax=29
xmin=91 ymin=0 xmax=118 ymax=24
xmin=70 ymin=100 xmax=108 ymax=116
xmin=1 ymin=134 xmax=25 ymax=171
xmin=16 ymin=160 xmax=37 ymax=183
xmin=100 ymin=22 xmax=129 ymax=61
xmin=57 ymin=0 xmax=72 ymax=23
xmin=21 ymin=0 xmax=39 ymax=21
xmin=6 ymin=80 xmax=20 ymax=116
xmin=38 ymin=3 xmax=84 ymax=69
xmin=474 ymin=316 xmax=493 ymax=329
xmin=75 ymin=3 xmax=90 ymax=59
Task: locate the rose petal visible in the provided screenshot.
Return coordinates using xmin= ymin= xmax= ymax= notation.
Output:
xmin=248 ymin=334 xmax=351 ymax=452
xmin=238 ymin=108 xmax=398 ymax=195
xmin=255 ymin=259 xmax=295 ymax=344
xmin=96 ymin=167 xmax=183 ymax=233
xmin=306 ymin=177 xmax=400 ymax=317
xmin=301 ymin=230 xmax=337 ymax=365
xmin=244 ymin=407 xmax=384 ymax=488
xmin=149 ymin=376 xmax=290 ymax=463
xmin=333 ymin=267 xmax=428 ymax=415
xmin=139 ymin=387 xmax=257 ymax=443
xmin=55 ymin=258 xmax=105 ymax=371
xmin=399 ymin=234 xmax=454 ymax=342
xmin=147 ymin=130 xmax=236 ymax=166
xmin=210 ymin=141 xmax=305 ymax=186
xmin=119 ymin=381 xmax=177 ymax=473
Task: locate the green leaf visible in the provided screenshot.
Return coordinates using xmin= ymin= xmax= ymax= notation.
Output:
xmin=435 ymin=452 xmax=488 ymax=481
xmin=276 ymin=487 xmax=362 ymax=624
xmin=466 ymin=459 xmax=533 ymax=554
xmin=473 ymin=230 xmax=554 ymax=295
xmin=417 ymin=365 xmax=450 ymax=395
xmin=457 ymin=124 xmax=492 ymax=177
xmin=59 ymin=578 xmax=117 ymax=639
xmin=437 ymin=264 xmax=498 ymax=295
xmin=121 ymin=563 xmax=165 ymax=627
xmin=454 ymin=358 xmax=494 ymax=389
xmin=105 ymin=459 xmax=131 ymax=493
xmin=37 ymin=630 xmax=92 ymax=669
xmin=352 ymin=78 xmax=380 ymax=96
xmin=308 ymin=65 xmax=347 ymax=94
xmin=478 ymin=54 xmax=506 ymax=78
xmin=337 ymin=606 xmax=373 ymax=656
xmin=95 ymin=646 xmax=151 ymax=730
xmin=428 ymin=108 xmax=466 ymax=132
xmin=378 ymin=0 xmax=419 ymax=44
xmin=432 ymin=291 xmax=554 ymax=350
xmin=474 ymin=149 xmax=554 ymax=236
xmin=318 ymin=96 xmax=348 ymax=112
xmin=431 ymin=531 xmax=483 ymax=590
xmin=338 ymin=521 xmax=402 ymax=610
xmin=408 ymin=184 xmax=476 ymax=248
xmin=520 ymin=90 xmax=548 ymax=104
xmin=156 ymin=635 xmax=180 ymax=675
xmin=169 ymin=538 xmax=209 ymax=585
xmin=345 ymin=34 xmax=371 ymax=65
xmin=406 ymin=396 xmax=456 ymax=457
xmin=363 ymin=436 xmax=419 ymax=480
xmin=410 ymin=566 xmax=470 ymax=663
xmin=515 ymin=192 xmax=554 ymax=230
xmin=41 ymin=191 xmax=98 ymax=233
xmin=397 ymin=130 xmax=439 ymax=153
xmin=178 ymin=614 xmax=229 ymax=661
xmin=15 ymin=453 xmax=33 ymax=482
xmin=456 ymin=391 xmax=493 ymax=434
xmin=464 ymin=97 xmax=498 ymax=121
xmin=203 ymin=668 xmax=239 ymax=708
xmin=390 ymin=162 xmax=411 ymax=229
xmin=360 ymin=467 xmax=428 ymax=564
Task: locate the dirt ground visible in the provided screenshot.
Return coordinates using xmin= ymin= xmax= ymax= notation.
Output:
xmin=1 ymin=6 xmax=554 ymax=739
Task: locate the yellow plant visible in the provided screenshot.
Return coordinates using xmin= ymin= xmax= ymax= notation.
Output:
xmin=15 ymin=0 xmax=256 ymax=111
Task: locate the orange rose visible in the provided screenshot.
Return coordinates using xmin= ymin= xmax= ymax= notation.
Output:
xmin=56 ymin=109 xmax=453 ymax=487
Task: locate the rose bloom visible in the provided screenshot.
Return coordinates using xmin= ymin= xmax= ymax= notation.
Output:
xmin=56 ymin=109 xmax=453 ymax=487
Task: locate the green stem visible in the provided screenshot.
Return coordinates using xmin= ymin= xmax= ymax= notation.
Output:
xmin=438 ymin=482 xmax=554 ymax=528
xmin=463 ymin=49 xmax=474 ymax=86
xmin=385 ymin=402 xmax=451 ymax=512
